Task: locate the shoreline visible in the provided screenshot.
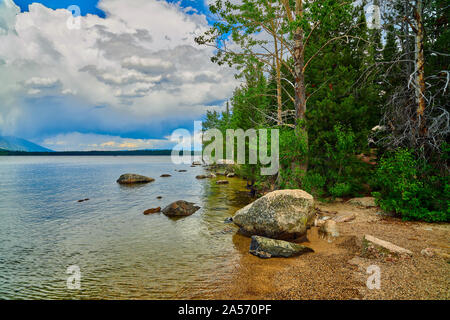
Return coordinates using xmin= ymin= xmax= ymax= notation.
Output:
xmin=0 ymin=156 xmax=447 ymax=299
xmin=208 ymin=200 xmax=450 ymax=300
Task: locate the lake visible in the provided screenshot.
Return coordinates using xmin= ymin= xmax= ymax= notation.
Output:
xmin=0 ymin=156 xmax=252 ymax=299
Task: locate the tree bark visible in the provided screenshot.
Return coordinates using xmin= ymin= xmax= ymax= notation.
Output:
xmin=402 ymin=0 xmax=413 ymax=82
xmin=273 ymin=30 xmax=283 ymax=124
xmin=280 ymin=0 xmax=308 ymax=175
xmin=414 ymin=0 xmax=426 ymax=134
xmin=293 ymin=0 xmax=306 ymax=124
xmin=293 ymin=0 xmax=308 ymax=174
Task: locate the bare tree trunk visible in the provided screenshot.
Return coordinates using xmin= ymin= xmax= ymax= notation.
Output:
xmin=273 ymin=31 xmax=283 ymax=124
xmin=293 ymin=1 xmax=306 ymax=123
xmin=293 ymin=0 xmax=308 ymax=174
xmin=294 ymin=34 xmax=306 ymax=123
xmin=414 ymin=0 xmax=426 ymax=134
xmin=280 ymin=0 xmax=308 ymax=175
xmin=402 ymin=0 xmax=413 ymax=82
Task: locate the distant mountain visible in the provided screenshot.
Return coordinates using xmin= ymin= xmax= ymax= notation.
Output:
xmin=0 ymin=136 xmax=53 ymax=152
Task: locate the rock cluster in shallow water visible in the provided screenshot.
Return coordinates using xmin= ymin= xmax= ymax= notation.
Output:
xmin=249 ymin=235 xmax=314 ymax=258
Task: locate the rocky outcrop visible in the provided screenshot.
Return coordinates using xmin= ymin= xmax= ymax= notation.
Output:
xmin=348 ymin=197 xmax=377 ymax=208
xmin=249 ymin=235 xmax=314 ymax=258
xmin=233 ymin=189 xmax=315 ymax=240
xmin=227 ymin=173 xmax=236 ymax=178
xmin=216 ymin=180 xmax=229 ymax=185
xmin=162 ymin=200 xmax=200 ymax=217
xmin=362 ymin=234 xmax=413 ymax=258
xmin=143 ymin=207 xmax=161 ymax=215
xmin=116 ymin=174 xmax=154 ymax=184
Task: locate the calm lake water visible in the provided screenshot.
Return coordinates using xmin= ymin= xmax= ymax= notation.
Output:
xmin=0 ymin=156 xmax=252 ymax=299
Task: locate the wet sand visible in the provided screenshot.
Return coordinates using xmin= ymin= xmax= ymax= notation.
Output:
xmin=208 ymin=201 xmax=450 ymax=300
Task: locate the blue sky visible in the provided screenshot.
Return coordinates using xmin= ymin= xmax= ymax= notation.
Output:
xmin=13 ymin=0 xmax=211 ymax=18
xmin=13 ymin=0 xmax=107 ymax=17
xmin=0 ymin=0 xmax=236 ymax=151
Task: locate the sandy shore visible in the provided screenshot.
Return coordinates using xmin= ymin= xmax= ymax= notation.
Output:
xmin=208 ymin=201 xmax=450 ymax=300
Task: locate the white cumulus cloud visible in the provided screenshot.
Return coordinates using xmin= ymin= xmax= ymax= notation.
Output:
xmin=0 ymin=0 xmax=238 ymax=150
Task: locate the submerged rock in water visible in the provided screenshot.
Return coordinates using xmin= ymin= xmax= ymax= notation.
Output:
xmin=160 ymin=174 xmax=172 ymax=177
xmin=162 ymin=200 xmax=200 ymax=217
xmin=233 ymin=189 xmax=315 ymax=240
xmin=143 ymin=207 xmax=161 ymax=215
xmin=116 ymin=174 xmax=154 ymax=184
xmin=177 ymin=169 xmax=187 ymax=172
xmin=249 ymin=235 xmax=314 ymax=258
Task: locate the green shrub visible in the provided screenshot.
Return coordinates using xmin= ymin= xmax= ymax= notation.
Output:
xmin=302 ymin=172 xmax=327 ymax=198
xmin=311 ymin=124 xmax=370 ymax=197
xmin=372 ymin=149 xmax=449 ymax=222
xmin=329 ymin=182 xmax=352 ymax=198
xmin=276 ymin=124 xmax=370 ymax=199
xmin=277 ymin=126 xmax=308 ymax=190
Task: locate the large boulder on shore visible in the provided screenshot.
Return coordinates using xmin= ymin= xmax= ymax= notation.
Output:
xmin=250 ymin=235 xmax=314 ymax=258
xmin=162 ymin=200 xmax=200 ymax=217
xmin=233 ymin=189 xmax=315 ymax=239
xmin=117 ymin=173 xmax=154 ymax=184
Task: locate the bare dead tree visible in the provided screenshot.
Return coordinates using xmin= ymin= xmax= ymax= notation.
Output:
xmin=375 ymin=70 xmax=449 ymax=170
xmin=368 ymin=0 xmax=449 ymax=171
